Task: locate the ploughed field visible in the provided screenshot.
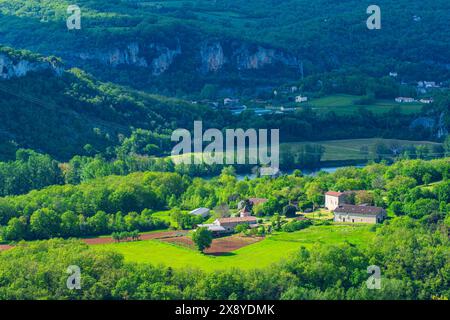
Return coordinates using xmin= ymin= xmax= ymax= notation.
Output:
xmin=93 ymin=224 xmax=374 ymax=271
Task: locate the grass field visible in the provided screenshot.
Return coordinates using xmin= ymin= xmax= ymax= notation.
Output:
xmin=305 ymin=94 xmax=423 ymax=115
xmin=302 ymin=209 xmax=334 ymax=220
xmin=94 ymin=224 xmax=375 ymax=271
xmin=172 ymin=138 xmax=441 ymax=165
xmin=283 ymin=138 xmax=442 ymax=162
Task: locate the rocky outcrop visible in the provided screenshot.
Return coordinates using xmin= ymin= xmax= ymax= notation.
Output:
xmin=77 ymin=42 xmax=181 ymax=76
xmin=410 ymin=113 xmax=449 ymax=138
xmin=149 ymin=43 xmax=182 ymax=76
xmin=200 ymin=42 xmax=226 ymax=73
xmin=436 ymin=113 xmax=449 ymax=138
xmin=234 ymin=44 xmax=299 ymax=70
xmin=0 ymin=54 xmax=62 ymax=80
xmin=199 ymin=41 xmax=300 ymax=74
xmin=74 ymin=39 xmax=300 ymax=76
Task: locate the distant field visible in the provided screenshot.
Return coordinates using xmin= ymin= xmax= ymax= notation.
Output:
xmin=94 ymin=224 xmax=374 ymax=271
xmin=304 ymin=94 xmax=423 ymax=115
xmin=172 ymin=138 xmax=441 ymax=165
xmin=283 ymin=138 xmax=442 ymax=162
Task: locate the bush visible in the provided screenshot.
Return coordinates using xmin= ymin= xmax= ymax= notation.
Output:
xmin=281 ymin=220 xmax=312 ymax=233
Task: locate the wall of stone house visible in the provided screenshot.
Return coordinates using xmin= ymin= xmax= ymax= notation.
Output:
xmin=326 ymin=195 xmax=346 ymax=210
xmin=334 ymin=213 xmax=379 ymax=224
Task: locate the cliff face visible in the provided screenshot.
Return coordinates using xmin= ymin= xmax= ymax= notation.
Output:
xmin=200 ymin=41 xmax=300 ymax=73
xmin=0 ymin=54 xmax=62 ymax=80
xmin=73 ymin=40 xmax=300 ymax=76
xmin=77 ymin=42 xmax=181 ymax=76
xmin=410 ymin=112 xmax=449 ymax=139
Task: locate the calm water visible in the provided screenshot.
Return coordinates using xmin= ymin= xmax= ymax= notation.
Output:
xmin=235 ymin=165 xmax=366 ymax=181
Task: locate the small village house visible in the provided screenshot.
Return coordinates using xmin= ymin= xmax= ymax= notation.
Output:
xmin=189 ymin=208 xmax=210 ymax=218
xmin=325 ymin=191 xmax=354 ymax=211
xmin=238 ymin=198 xmax=268 ymax=217
xmin=333 ymin=205 xmax=387 ymax=224
xmin=395 ymin=97 xmax=415 ymax=103
xmin=198 ymin=217 xmax=258 ymax=235
xmin=198 ymin=216 xmax=258 ymax=235
xmin=419 ymin=98 xmax=434 ymax=104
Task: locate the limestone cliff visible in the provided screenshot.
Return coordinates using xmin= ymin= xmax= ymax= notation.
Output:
xmin=0 ymin=53 xmax=62 ymax=80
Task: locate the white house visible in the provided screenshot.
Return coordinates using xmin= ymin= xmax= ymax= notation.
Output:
xmin=325 ymin=191 xmax=350 ymax=211
xmin=419 ymin=98 xmax=434 ymax=104
xmin=198 ymin=217 xmax=258 ymax=235
xmin=395 ymin=97 xmax=415 ymax=103
xmin=189 ymin=208 xmax=210 ymax=218
xmin=224 ymin=98 xmax=239 ymax=106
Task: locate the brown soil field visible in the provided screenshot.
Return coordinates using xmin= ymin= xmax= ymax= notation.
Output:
xmin=162 ymin=235 xmax=264 ymax=255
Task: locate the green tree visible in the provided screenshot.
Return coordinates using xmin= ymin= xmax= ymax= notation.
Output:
xmin=282 ymin=205 xmax=297 ymax=218
xmin=191 ymin=227 xmax=213 ymax=253
xmin=30 ymin=208 xmax=61 ymax=239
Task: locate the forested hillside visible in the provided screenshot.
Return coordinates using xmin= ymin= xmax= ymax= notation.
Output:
xmin=0 ymin=46 xmax=223 ymax=160
xmin=1 ymin=0 xmax=449 ymax=92
xmin=0 ymin=158 xmax=448 ymax=241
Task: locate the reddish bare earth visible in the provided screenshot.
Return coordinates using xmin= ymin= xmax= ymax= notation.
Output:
xmin=0 ymin=232 xmax=262 ymax=255
xmin=0 ymin=245 xmax=12 ymax=251
xmin=83 ymin=230 xmax=189 ymax=245
xmin=162 ymin=235 xmax=264 ymax=255
xmin=0 ymin=231 xmax=189 ymax=251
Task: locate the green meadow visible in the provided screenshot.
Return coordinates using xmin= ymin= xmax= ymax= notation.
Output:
xmin=283 ymin=138 xmax=442 ymax=162
xmin=94 ymin=224 xmax=375 ymax=271
xmin=171 ymin=138 xmax=441 ymax=165
xmin=305 ymin=94 xmax=423 ymax=115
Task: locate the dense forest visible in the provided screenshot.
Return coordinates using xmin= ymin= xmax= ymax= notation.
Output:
xmin=0 ymin=157 xmax=448 ymax=241
xmin=1 ymin=0 xmax=450 ymax=92
xmin=0 ymin=217 xmax=447 ymax=300
xmin=0 ymin=1 xmax=449 ymax=302
xmin=1 ymin=47 xmax=448 ymax=163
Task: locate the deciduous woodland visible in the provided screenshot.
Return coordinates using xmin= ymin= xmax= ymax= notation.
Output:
xmin=0 ymin=0 xmax=449 ymax=301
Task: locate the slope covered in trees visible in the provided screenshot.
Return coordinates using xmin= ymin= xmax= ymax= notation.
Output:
xmin=0 ymin=215 xmax=448 ymax=300
xmin=1 ymin=0 xmax=449 ymax=91
xmin=0 ymin=46 xmax=220 ymax=160
xmin=0 ymin=158 xmax=448 ymax=241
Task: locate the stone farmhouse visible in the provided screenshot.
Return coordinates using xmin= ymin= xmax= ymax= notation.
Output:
xmin=326 ymin=191 xmax=386 ymax=224
xmin=334 ymin=205 xmax=387 ymax=224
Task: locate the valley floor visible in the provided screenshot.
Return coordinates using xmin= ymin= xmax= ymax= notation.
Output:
xmin=93 ymin=224 xmax=374 ymax=272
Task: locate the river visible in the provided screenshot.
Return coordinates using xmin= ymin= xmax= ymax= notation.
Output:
xmin=235 ymin=164 xmax=367 ymax=181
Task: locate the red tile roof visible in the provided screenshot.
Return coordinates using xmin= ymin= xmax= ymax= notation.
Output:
xmin=218 ymin=216 xmax=258 ymax=224
xmin=325 ymin=191 xmax=344 ymax=197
